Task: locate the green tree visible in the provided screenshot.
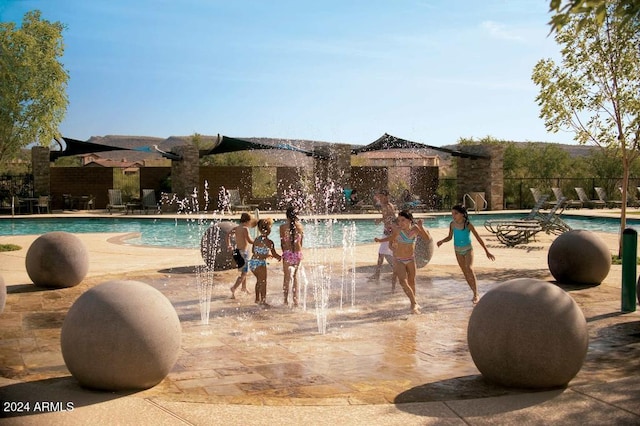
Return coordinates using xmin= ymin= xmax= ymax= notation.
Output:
xmin=533 ymin=6 xmax=640 ymax=253
xmin=0 ymin=10 xmax=68 ymax=170
xmin=548 ymin=0 xmax=640 ymax=33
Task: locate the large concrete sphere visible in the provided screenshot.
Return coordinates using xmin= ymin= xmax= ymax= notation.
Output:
xmin=468 ymin=278 xmax=588 ymax=388
xmin=201 ymin=221 xmax=236 ymax=270
xmin=61 ymin=280 xmax=181 ymax=391
xmin=0 ymin=275 xmax=5 ymax=315
xmin=548 ymin=229 xmax=611 ymax=285
xmin=25 ymin=232 xmax=89 ymax=288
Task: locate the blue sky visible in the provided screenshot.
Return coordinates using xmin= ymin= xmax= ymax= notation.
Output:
xmin=2 ymin=0 xmax=567 ymax=146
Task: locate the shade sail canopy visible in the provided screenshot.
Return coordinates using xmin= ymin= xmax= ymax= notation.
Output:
xmin=50 ymin=137 xmax=133 ymax=160
xmin=196 ymin=135 xmax=317 ymax=157
xmin=51 ymin=135 xmax=322 ymax=161
xmin=351 ymin=133 xmax=490 ymax=159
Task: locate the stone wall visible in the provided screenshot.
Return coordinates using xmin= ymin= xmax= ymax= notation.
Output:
xmin=31 ymin=147 xmax=50 ymax=196
xmin=170 ymin=145 xmax=199 ymax=199
xmin=456 ymin=144 xmax=505 ymax=210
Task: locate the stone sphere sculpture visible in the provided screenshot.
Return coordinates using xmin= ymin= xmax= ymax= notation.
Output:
xmin=0 ymin=275 xmax=6 ymax=315
xmin=201 ymin=221 xmax=236 ymax=270
xmin=61 ymin=280 xmax=181 ymax=391
xmin=468 ymin=278 xmax=588 ymax=388
xmin=548 ymin=229 xmax=611 ymax=285
xmin=26 ymin=232 xmax=89 ymax=288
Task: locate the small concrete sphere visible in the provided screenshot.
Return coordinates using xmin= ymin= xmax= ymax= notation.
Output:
xmin=25 ymin=232 xmax=89 ymax=288
xmin=468 ymin=278 xmax=588 ymax=388
xmin=415 ymin=236 xmax=435 ymax=268
xmin=61 ymin=280 xmax=181 ymax=391
xmin=0 ymin=275 xmax=6 ymax=315
xmin=201 ymin=221 xmax=236 ymax=270
xmin=548 ymin=229 xmax=611 ymax=285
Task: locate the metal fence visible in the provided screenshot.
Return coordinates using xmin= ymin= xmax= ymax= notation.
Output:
xmin=2 ymin=172 xmax=638 ymax=212
xmin=436 ymin=177 xmax=639 ymax=211
xmin=504 ymin=177 xmax=639 ymax=209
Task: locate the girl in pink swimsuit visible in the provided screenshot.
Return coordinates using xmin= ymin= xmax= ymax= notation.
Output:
xmin=280 ymin=206 xmax=304 ymax=307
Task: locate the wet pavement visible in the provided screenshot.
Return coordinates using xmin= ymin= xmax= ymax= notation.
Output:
xmin=0 ymin=213 xmax=639 ymax=424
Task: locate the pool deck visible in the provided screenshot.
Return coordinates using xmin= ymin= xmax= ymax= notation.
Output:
xmin=0 ymin=209 xmax=639 ymax=425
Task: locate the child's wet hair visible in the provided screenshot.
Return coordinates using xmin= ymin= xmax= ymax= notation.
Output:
xmin=452 ymin=204 xmax=470 ymax=226
xmin=257 ymin=218 xmax=273 ymax=233
xmin=398 ymin=210 xmax=414 ymax=222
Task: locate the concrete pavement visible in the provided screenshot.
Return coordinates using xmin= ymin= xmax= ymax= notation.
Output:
xmin=0 ymin=211 xmax=639 ymax=425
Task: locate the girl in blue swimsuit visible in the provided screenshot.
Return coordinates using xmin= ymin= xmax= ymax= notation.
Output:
xmin=250 ymin=218 xmax=281 ymax=306
xmin=437 ymin=204 xmax=495 ymax=304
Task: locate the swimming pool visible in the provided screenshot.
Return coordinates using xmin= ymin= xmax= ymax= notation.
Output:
xmin=0 ymin=214 xmax=635 ymax=249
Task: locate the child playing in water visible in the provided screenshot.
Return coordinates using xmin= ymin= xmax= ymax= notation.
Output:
xmin=437 ymin=204 xmax=495 ymax=305
xmin=227 ymin=212 xmax=256 ymax=298
xmin=375 ymin=210 xmax=431 ymax=314
xmin=249 ymin=218 xmax=281 ymax=306
xmin=280 ymin=206 xmax=304 ymax=307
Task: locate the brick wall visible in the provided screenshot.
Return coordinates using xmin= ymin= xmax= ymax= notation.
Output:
xmin=410 ymin=166 xmax=439 ymax=210
xmin=200 ymin=166 xmax=253 ymax=210
xmin=349 ymin=167 xmax=388 ymax=203
xmin=50 ymin=167 xmax=114 ymax=209
xmin=140 ymin=167 xmax=170 ymax=197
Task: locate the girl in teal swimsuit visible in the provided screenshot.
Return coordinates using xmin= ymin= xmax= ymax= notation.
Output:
xmin=437 ymin=204 xmax=495 ymax=304
xmin=250 ymin=218 xmax=281 ymax=306
xmin=376 ymin=210 xmax=431 ymax=314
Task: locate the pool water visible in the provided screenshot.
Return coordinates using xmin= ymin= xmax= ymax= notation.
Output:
xmin=0 ymin=214 xmax=635 ymax=249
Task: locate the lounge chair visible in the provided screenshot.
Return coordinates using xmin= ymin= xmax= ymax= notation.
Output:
xmin=227 ymin=189 xmax=257 ymax=213
xmin=530 ymin=188 xmax=553 ymax=209
xmin=107 ymin=189 xmax=127 ymax=214
xmin=484 ymin=194 xmax=550 ymax=233
xmin=619 ymin=187 xmax=640 ymax=208
xmin=486 ymin=197 xmax=571 ymax=247
xmin=595 ymin=187 xmax=622 ymax=208
xmin=574 ymin=187 xmax=605 ymax=209
xmin=552 ymin=187 xmax=582 ymax=209
xmin=142 ymin=189 xmax=160 ymax=214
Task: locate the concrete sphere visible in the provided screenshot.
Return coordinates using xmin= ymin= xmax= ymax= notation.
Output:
xmin=468 ymin=278 xmax=588 ymax=388
xmin=0 ymin=275 xmax=5 ymax=315
xmin=201 ymin=221 xmax=236 ymax=270
xmin=548 ymin=229 xmax=611 ymax=285
xmin=415 ymin=236 xmax=435 ymax=268
xmin=61 ymin=280 xmax=181 ymax=391
xmin=25 ymin=232 xmax=89 ymax=288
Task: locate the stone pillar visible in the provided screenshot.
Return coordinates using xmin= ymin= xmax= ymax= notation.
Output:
xmin=32 ymin=146 xmax=51 ymax=196
xmin=171 ymin=145 xmax=199 ymax=200
xmin=312 ymin=144 xmax=351 ymax=213
xmin=456 ymin=144 xmax=504 ymax=211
